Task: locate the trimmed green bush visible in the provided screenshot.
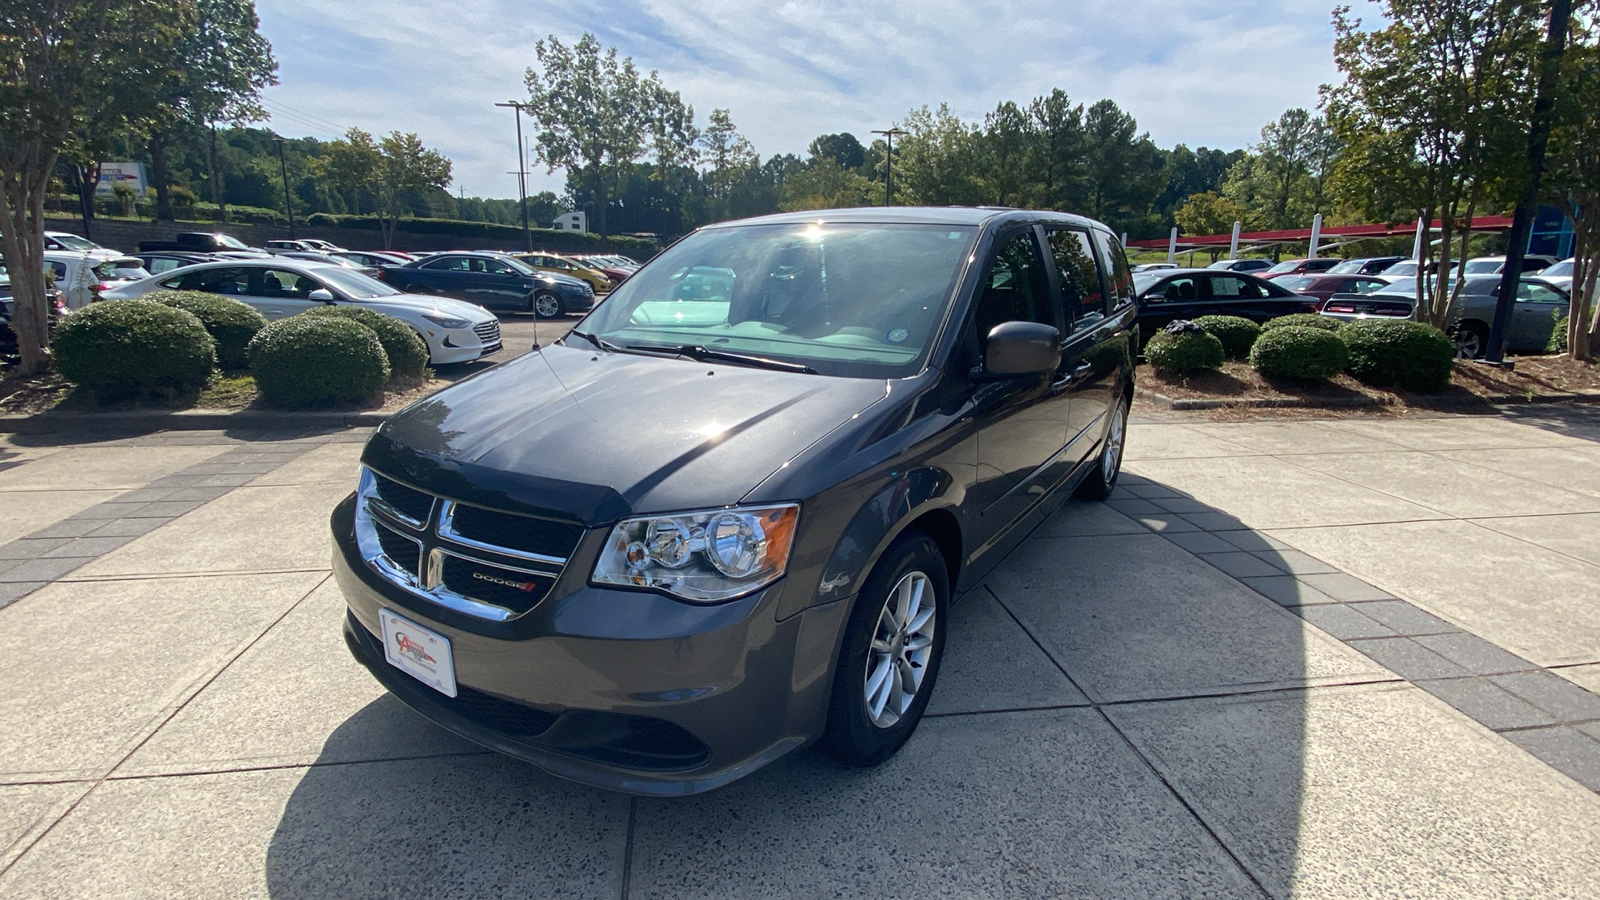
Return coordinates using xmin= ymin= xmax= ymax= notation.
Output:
xmin=1262 ymin=312 xmax=1339 ymax=332
xmin=54 ymin=300 xmax=215 ymax=401
xmin=248 ymin=316 xmax=390 ymax=408
xmin=1145 ymin=321 xmax=1225 ymax=374
xmin=147 ymin=290 xmax=266 ymax=370
xmin=305 ymin=306 xmax=429 ymax=379
xmin=1192 ymin=315 xmax=1262 ymax=360
xmin=1338 ymin=319 xmax=1455 ymax=392
xmin=1250 ymin=325 xmax=1349 ymax=381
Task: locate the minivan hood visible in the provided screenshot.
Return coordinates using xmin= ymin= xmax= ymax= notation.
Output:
xmin=364 ymin=342 xmax=890 ymax=524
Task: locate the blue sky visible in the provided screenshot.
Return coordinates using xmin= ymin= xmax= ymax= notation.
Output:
xmin=256 ymin=0 xmax=1379 ymax=205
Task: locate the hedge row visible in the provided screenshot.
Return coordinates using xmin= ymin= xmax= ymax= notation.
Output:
xmin=1147 ymin=314 xmax=1455 ymax=391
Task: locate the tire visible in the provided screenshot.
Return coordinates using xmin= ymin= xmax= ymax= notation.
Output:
xmin=1453 ymin=320 xmax=1488 ymax=359
xmin=533 ymin=292 xmax=563 ymax=319
xmin=1076 ymin=394 xmax=1129 ymax=501
xmin=819 ymin=532 xmax=948 ymax=767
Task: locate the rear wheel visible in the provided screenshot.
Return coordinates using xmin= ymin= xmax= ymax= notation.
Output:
xmin=533 ymin=292 xmax=562 ymax=319
xmin=1453 ymin=320 xmax=1488 ymax=359
xmin=819 ymin=533 xmax=947 ymax=767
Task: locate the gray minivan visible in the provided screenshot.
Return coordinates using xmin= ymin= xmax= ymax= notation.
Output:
xmin=332 ymin=207 xmax=1137 ymax=794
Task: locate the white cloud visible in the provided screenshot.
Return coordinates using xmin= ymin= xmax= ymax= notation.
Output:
xmin=257 ymin=0 xmax=1379 ymax=204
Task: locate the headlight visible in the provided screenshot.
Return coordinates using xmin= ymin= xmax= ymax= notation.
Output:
xmin=592 ymin=504 xmax=799 ymax=602
xmin=421 ymin=311 xmax=470 ymax=328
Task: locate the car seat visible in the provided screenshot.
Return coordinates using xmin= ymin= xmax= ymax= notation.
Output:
xmin=260 ymin=273 xmax=282 ymax=297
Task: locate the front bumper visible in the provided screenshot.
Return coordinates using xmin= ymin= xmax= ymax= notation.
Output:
xmin=331 ymin=494 xmax=850 ymax=796
xmin=423 ymin=319 xmax=503 ymax=364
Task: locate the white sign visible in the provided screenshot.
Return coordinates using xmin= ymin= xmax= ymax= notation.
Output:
xmin=95 ymin=162 xmax=147 ymax=197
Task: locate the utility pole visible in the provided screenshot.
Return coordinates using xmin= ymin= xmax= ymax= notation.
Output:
xmin=872 ymin=128 xmax=905 ymax=206
xmin=274 ymin=138 xmax=296 ymax=241
xmin=1487 ymin=0 xmax=1571 ymax=365
xmin=496 ymin=101 xmax=533 ymax=252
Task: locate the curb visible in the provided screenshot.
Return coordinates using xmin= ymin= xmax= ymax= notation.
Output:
xmin=0 ymin=408 xmax=391 ymax=433
xmin=1136 ymin=386 xmax=1600 ymax=411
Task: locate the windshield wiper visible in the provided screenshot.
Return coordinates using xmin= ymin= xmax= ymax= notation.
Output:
xmin=624 ymin=342 xmax=818 ymax=374
xmin=569 ymin=330 xmax=621 ymax=352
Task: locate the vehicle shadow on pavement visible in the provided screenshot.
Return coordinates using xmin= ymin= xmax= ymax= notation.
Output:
xmin=265 ymin=482 xmax=1322 ymax=898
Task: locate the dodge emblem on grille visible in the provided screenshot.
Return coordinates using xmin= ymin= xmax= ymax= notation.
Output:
xmin=473 ymin=571 xmax=540 ymax=592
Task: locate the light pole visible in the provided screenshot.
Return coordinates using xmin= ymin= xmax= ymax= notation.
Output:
xmin=496 ymin=101 xmax=533 ymax=252
xmin=871 ymin=128 xmax=905 ymax=206
xmin=274 ymin=137 xmax=295 ymax=240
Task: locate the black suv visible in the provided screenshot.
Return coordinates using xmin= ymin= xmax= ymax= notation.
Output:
xmin=332 ymin=207 xmax=1137 ymax=794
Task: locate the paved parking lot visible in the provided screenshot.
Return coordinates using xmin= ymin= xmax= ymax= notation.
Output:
xmin=2 ymin=407 xmax=1599 ymax=897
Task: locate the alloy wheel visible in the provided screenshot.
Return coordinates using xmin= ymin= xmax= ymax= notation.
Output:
xmin=863 ymin=571 xmax=936 ymax=729
xmin=1103 ymin=401 xmax=1126 ymax=485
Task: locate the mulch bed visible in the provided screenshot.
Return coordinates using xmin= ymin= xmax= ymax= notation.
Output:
xmin=1137 ymin=355 xmax=1600 ymax=413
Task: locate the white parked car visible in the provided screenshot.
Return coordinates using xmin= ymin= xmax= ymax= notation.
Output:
xmin=43 ymin=251 xmax=150 ymax=309
xmin=1537 ymin=258 xmax=1575 ymax=292
xmin=99 ymin=258 xmax=503 ymax=365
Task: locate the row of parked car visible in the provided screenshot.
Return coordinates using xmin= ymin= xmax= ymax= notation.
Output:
xmin=1128 ymin=255 xmax=1578 ymax=357
xmin=3 ymin=230 xmax=646 ymax=367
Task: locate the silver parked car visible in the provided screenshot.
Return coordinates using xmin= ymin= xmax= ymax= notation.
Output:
xmin=1320 ymin=275 xmax=1568 ymax=357
xmin=99 ymin=258 xmax=504 ymax=365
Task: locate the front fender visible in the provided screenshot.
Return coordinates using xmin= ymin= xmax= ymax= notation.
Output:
xmin=782 ymin=466 xmax=957 ymax=621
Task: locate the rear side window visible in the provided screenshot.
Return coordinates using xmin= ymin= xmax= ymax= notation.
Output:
xmin=1090 ymin=230 xmax=1135 ymax=310
xmin=1045 ymin=227 xmax=1105 ymax=327
xmin=1208 ymin=275 xmax=1265 ymax=300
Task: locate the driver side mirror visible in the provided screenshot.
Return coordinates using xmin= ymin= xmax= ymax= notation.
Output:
xmin=972 ymin=321 xmax=1061 ymax=382
xmin=308 ymin=288 xmax=336 ymax=304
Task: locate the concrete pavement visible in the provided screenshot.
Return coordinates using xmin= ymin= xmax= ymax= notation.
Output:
xmin=1 ymin=408 xmax=1599 ymax=897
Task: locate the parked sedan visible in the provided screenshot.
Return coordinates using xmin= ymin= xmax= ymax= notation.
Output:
xmin=1130 ymin=268 xmax=1318 ymax=342
xmin=514 ymin=252 xmax=614 ymax=293
xmin=1320 ymin=275 xmax=1568 ymax=357
xmin=1271 ymin=273 xmax=1390 ymax=308
xmin=335 ymin=250 xmax=415 ymax=269
xmin=1325 ymin=256 xmax=1405 ymax=275
xmin=1537 ymin=259 xmax=1574 ymax=292
xmin=1461 ymin=255 xmax=1558 ymax=276
xmin=132 ymin=251 xmax=218 ymax=275
xmin=1206 ymin=258 xmax=1274 ymax=273
xmin=101 ymin=258 xmax=504 ymax=365
xmin=1260 ymin=258 xmax=1340 ymax=280
xmin=377 ymin=252 xmax=595 ymax=318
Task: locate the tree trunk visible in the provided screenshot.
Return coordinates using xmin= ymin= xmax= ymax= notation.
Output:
xmin=1 ymin=147 xmax=60 ymax=375
xmin=209 ymin=123 xmax=227 ymax=223
xmin=70 ymin=162 xmax=98 ymax=240
xmin=149 ymin=133 xmax=172 ymax=220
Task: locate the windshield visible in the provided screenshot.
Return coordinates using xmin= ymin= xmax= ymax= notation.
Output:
xmin=1463 ymin=259 xmax=1502 ymax=275
xmin=1264 ymin=260 xmax=1302 ymax=274
xmin=51 ymin=234 xmax=104 ymax=251
xmin=1326 ymin=259 xmax=1364 ymax=274
xmin=1383 ymin=261 xmax=1418 ymax=276
xmin=1544 ymin=261 xmax=1573 ymax=278
xmin=1276 ymin=276 xmax=1318 ymax=291
xmin=96 ymin=259 xmax=149 ymax=280
xmin=576 ymin=222 xmax=975 ymax=379
xmin=211 ymin=234 xmax=251 ymax=250
xmin=316 ymin=266 xmax=402 ymax=299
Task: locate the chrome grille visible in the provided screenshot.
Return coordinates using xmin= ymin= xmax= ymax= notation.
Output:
xmin=472 ymin=319 xmax=501 ymax=344
xmin=354 ymin=468 xmax=576 ymax=621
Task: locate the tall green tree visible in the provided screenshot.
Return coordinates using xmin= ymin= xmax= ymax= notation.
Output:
xmin=894 ymin=103 xmax=983 ymax=206
xmin=808 ymin=133 xmax=866 ymax=171
xmin=143 ymin=0 xmax=277 ymax=220
xmin=324 ymin=128 xmax=452 ymax=248
xmin=524 ymin=33 xmax=695 ymax=239
xmin=1079 ymin=99 xmax=1164 ymax=234
xmin=700 ymin=108 xmax=756 ymax=221
xmin=1027 ymin=89 xmax=1086 ymax=211
xmin=1546 ymin=12 xmax=1599 ymax=357
xmin=1326 ymin=0 xmax=1544 ymax=327
xmin=1222 ymin=109 xmax=1339 ymax=233
xmin=977 ymin=100 xmax=1040 ymax=207
xmin=0 ymin=0 xmax=195 ymax=374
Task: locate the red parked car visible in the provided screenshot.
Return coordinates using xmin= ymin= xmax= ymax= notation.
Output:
xmin=1270 ymin=273 xmax=1391 ymax=309
xmin=1260 ymin=258 xmax=1340 ymax=280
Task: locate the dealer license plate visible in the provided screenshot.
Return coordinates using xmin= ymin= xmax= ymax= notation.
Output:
xmin=379 ymin=608 xmax=457 ymax=698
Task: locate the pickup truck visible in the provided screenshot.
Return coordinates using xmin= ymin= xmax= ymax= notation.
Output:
xmin=137 ymin=232 xmax=269 ymax=257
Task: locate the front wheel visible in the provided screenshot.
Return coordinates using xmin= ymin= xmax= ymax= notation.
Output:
xmin=532 ymin=292 xmax=562 ymax=319
xmin=1076 ymin=395 xmax=1128 ymax=501
xmin=819 ymin=533 xmax=948 ymax=767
